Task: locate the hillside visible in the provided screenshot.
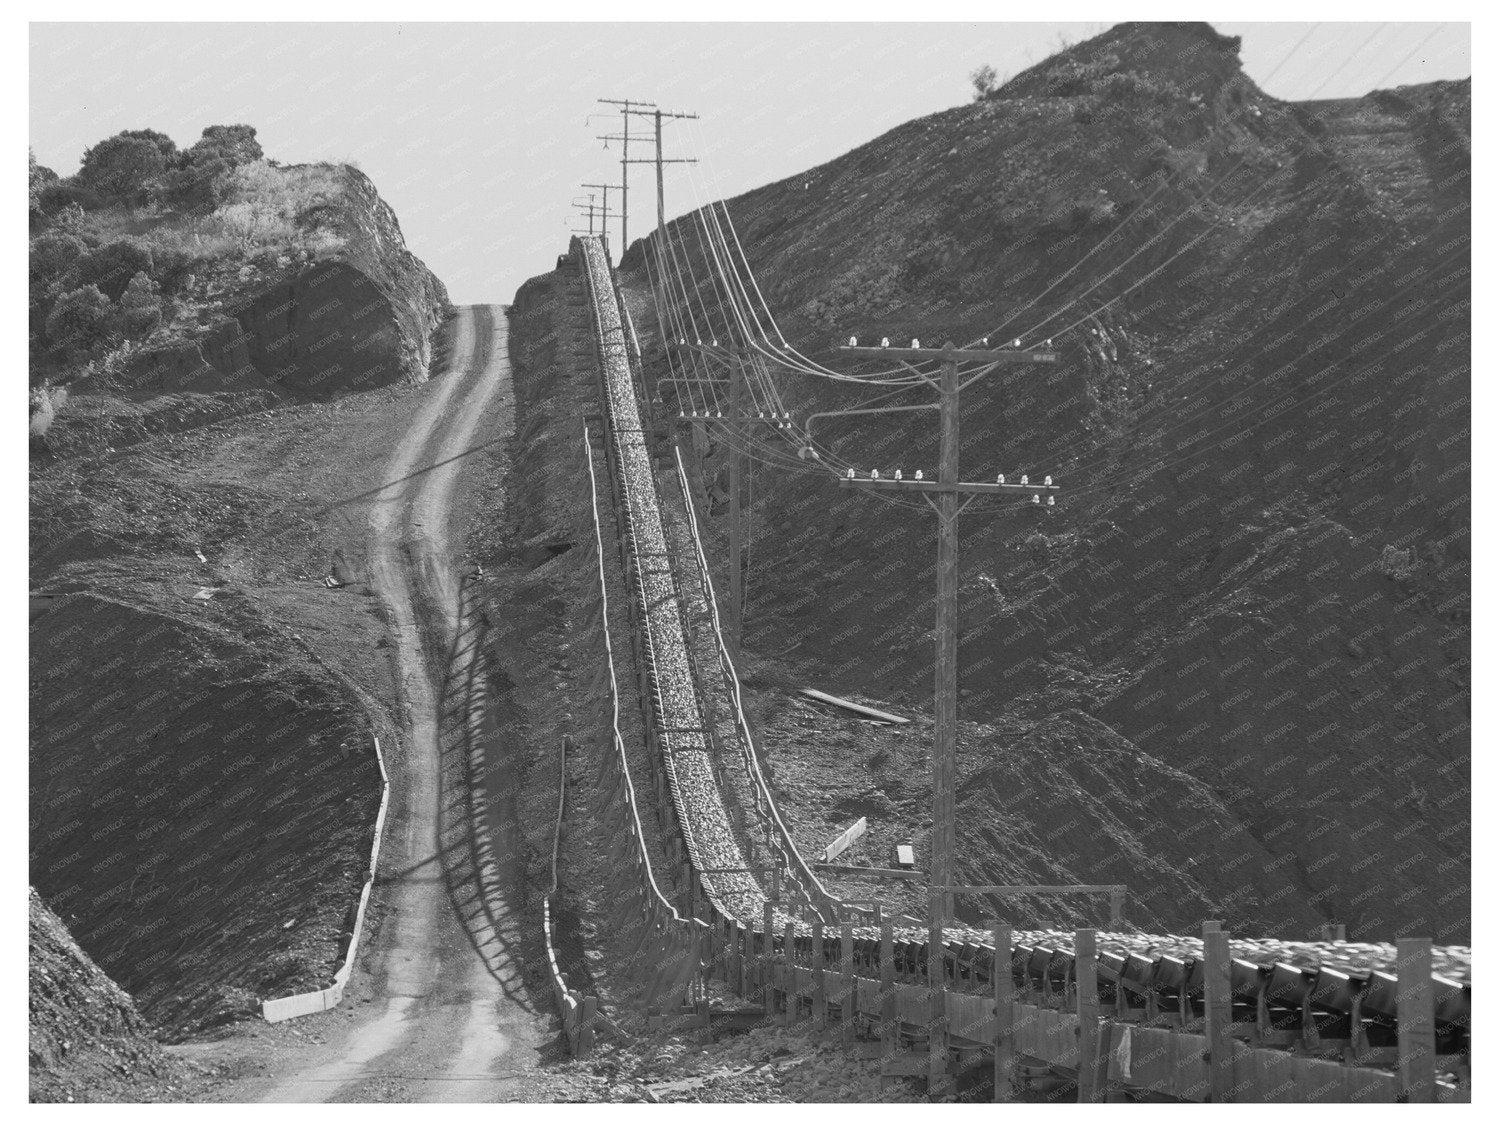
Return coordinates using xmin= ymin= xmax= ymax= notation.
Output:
xmin=30 ymin=127 xmax=449 ymax=459
xmin=30 ymin=888 xmax=189 ymax=1102
xmin=29 ymin=126 xmax=451 ymax=1066
xmin=616 ymin=22 xmax=1470 ymax=940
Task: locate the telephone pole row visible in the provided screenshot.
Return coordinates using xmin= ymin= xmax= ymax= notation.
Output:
xmin=595 ymin=99 xmax=698 ymax=260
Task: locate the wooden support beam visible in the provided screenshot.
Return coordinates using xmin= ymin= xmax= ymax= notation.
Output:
xmin=813 ymin=921 xmax=828 ymax=1029
xmin=992 ymin=922 xmax=1015 ymax=1103
xmin=880 ymin=922 xmax=897 ymax=1058
xmin=1204 ymin=924 xmax=1234 ymax=1103
xmin=762 ymin=902 xmax=775 ymax=1014
xmin=1396 ymin=938 xmax=1436 ymax=1104
xmin=783 ymin=921 xmax=797 ymax=1027
xmin=838 ymin=344 xmax=1058 ymax=363
xmin=839 ymin=477 xmax=1058 ymax=495
xmin=840 ymin=923 xmax=856 ymax=1047
xmin=814 ymin=863 xmax=923 ymax=881
xmin=1075 ymin=928 xmax=1105 ymax=1103
xmin=929 ymin=899 xmax=950 ymax=1096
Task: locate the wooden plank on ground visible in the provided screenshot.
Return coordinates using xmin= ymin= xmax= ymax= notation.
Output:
xmin=799 ymin=688 xmax=910 ymax=724
xmin=819 ymin=817 xmax=868 ymax=862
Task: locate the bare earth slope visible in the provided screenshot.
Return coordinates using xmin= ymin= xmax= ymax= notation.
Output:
xmin=29 ymin=888 xmax=189 ymax=1103
xmin=618 ymin=22 xmax=1469 ymax=941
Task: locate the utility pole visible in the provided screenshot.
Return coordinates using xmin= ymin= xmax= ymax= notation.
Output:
xmin=571 ymin=194 xmax=617 ymax=236
xmin=667 ymin=340 xmax=763 ymax=654
xmin=832 ymin=340 xmax=1059 ymax=930
xmin=619 ymin=106 xmax=698 ymax=245
xmin=597 ymin=98 xmax=656 ymax=254
xmin=581 ymin=183 xmax=621 ymax=254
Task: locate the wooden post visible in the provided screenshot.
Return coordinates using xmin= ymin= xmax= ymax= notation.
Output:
xmin=1075 ymin=928 xmax=1104 ymax=1103
xmin=993 ymin=922 xmax=1015 ymax=1103
xmin=931 ymin=349 xmax=960 ymax=928
xmin=813 ymin=921 xmax=828 ymax=1028
xmin=1396 ymin=938 xmax=1436 ymax=1104
xmin=783 ymin=921 xmax=797 ymax=1026
xmin=578 ymin=995 xmax=597 ymax=1056
xmin=880 ymin=921 xmax=896 ymax=1059
xmin=1203 ymin=924 xmax=1234 ymax=1103
xmin=929 ymin=895 xmax=950 ymax=1095
xmin=841 ymin=923 xmax=856 ymax=1046
xmin=1109 ymin=888 xmax=1124 ymax=929
xmin=762 ymin=901 xmax=776 ymax=1015
xmin=729 ymin=918 xmax=741 ymax=992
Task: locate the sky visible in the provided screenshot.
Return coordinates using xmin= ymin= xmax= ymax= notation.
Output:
xmin=29 ymin=21 xmax=1471 ymax=305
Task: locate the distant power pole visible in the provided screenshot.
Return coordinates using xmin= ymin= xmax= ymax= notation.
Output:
xmin=571 ymin=193 xmax=617 ymax=236
xmin=833 ymin=339 xmax=1060 ymax=930
xmin=668 ymin=340 xmax=753 ymax=654
xmin=581 ymin=183 xmax=621 ymax=253
xmin=597 ymin=97 xmax=656 ymax=253
xmin=620 ymin=106 xmax=698 ymax=247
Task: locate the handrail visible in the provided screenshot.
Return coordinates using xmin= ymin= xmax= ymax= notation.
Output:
xmin=583 ymin=425 xmax=695 ymax=928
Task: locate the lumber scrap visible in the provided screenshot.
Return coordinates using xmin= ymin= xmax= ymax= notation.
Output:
xmin=798 ymin=688 xmax=910 ymax=724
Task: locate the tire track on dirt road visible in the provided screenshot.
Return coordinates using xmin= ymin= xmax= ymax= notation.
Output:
xmin=263 ymin=305 xmax=549 ymax=1102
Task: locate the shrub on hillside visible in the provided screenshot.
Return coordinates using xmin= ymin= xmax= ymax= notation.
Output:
xmin=153 ymin=156 xmax=230 ymax=215
xmin=45 ymin=285 xmax=114 ymax=356
xmin=30 ymin=150 xmax=58 ymax=227
xmin=970 ymin=64 xmax=999 ymax=101
xmin=52 ymin=201 xmax=87 ymax=233
xmin=117 ymin=128 xmax=178 ymax=165
xmin=77 ymin=134 xmax=167 ymax=202
xmin=148 ymin=246 xmax=197 ymax=296
xmin=120 ymin=272 xmax=163 ymax=339
xmin=38 ymin=179 xmax=109 ymax=215
xmin=186 ymin=124 xmax=263 ymax=170
xmin=30 ymin=232 xmax=88 ymax=292
xmin=69 ymin=238 xmax=154 ymax=302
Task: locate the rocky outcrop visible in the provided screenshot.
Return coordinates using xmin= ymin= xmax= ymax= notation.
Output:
xmin=138 ymin=165 xmax=449 ymax=399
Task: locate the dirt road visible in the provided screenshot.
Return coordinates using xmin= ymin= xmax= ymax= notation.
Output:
xmin=246 ymin=304 xmax=550 ymax=1101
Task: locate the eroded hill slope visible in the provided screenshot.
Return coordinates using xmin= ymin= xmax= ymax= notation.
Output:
xmin=617 ymin=22 xmax=1469 ymax=939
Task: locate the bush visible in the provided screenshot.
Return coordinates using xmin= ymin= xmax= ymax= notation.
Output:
xmin=970 ymin=64 xmax=999 ymax=101
xmin=117 ymin=128 xmax=178 ymax=165
xmin=46 ymin=285 xmax=114 ymax=355
xmin=38 ymin=179 xmax=109 ymax=214
xmin=120 ymin=271 xmax=163 ymax=339
xmin=149 ymin=246 xmax=197 ymax=295
xmin=30 ymin=232 xmax=87 ymax=292
xmin=153 ymin=156 xmax=230 ymax=214
xmin=52 ymin=201 xmax=87 ymax=233
xmin=30 ymin=149 xmax=58 ymax=225
xmin=69 ymin=238 xmax=155 ymax=302
xmin=77 ymin=134 xmax=167 ymax=201
xmin=186 ymin=124 xmax=263 ymax=170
